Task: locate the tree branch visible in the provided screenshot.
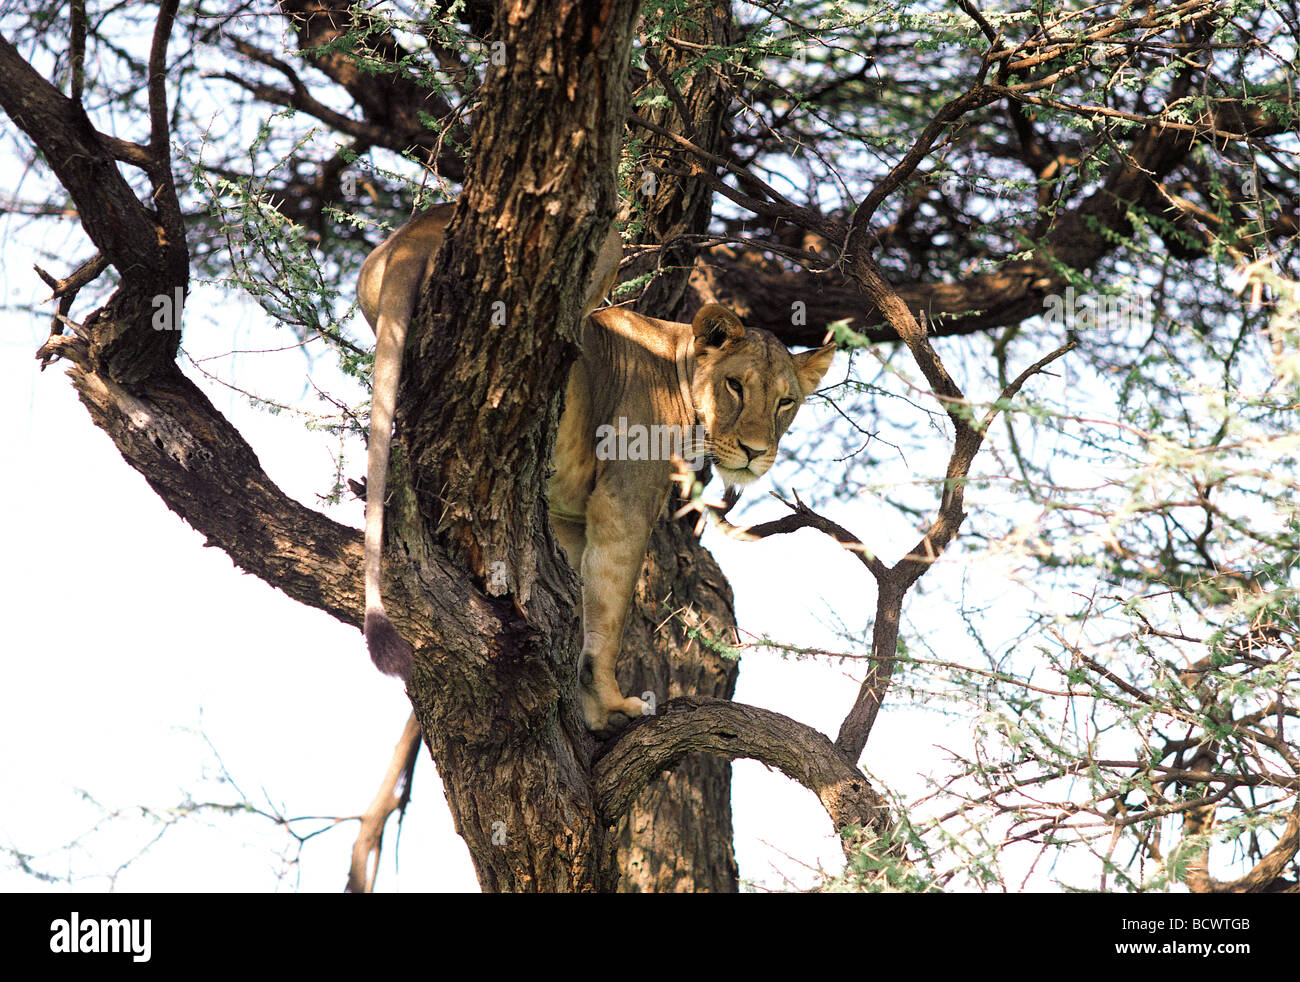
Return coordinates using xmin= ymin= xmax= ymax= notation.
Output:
xmin=0 ymin=34 xmax=178 ymax=284
xmin=147 ymin=0 xmax=185 ymax=263
xmin=594 ymin=697 xmax=893 ymax=856
xmin=0 ymin=28 xmax=187 ymax=384
xmin=275 ymin=0 xmax=469 ymax=181
xmin=346 ymin=713 xmax=422 ymax=893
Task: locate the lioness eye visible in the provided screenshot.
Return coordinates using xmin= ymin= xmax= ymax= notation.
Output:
xmin=777 ymin=398 xmax=794 ymax=411
xmin=726 ymin=378 xmax=743 ymax=397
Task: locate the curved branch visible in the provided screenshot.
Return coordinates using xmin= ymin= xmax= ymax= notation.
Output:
xmin=594 ymin=697 xmax=893 ymax=853
xmin=1187 ymin=799 xmax=1300 ymax=894
xmin=210 ymin=37 xmax=410 ymax=153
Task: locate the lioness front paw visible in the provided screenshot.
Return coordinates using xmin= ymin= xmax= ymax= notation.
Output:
xmin=581 ymin=687 xmax=648 ymax=734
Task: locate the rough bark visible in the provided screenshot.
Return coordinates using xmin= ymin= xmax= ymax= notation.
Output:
xmin=379 ymin=0 xmax=643 ymax=891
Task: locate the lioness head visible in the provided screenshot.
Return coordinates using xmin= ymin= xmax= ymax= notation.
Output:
xmin=689 ymin=304 xmax=836 ymax=488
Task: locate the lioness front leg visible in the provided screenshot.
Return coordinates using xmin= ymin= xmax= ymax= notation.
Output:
xmin=578 ymin=482 xmax=660 ymax=732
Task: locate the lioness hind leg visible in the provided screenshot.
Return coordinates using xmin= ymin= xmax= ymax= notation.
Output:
xmin=577 ymin=481 xmax=659 ymax=731
xmin=553 ymin=512 xmax=646 ymax=730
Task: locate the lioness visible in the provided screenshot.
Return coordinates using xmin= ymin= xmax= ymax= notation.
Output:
xmin=359 ymin=203 xmax=835 ymax=732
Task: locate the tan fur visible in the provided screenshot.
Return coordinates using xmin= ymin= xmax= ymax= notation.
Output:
xmin=358 ymin=205 xmax=835 ymax=732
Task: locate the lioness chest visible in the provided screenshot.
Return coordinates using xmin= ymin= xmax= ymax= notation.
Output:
xmin=547 ymin=308 xmax=695 ymax=527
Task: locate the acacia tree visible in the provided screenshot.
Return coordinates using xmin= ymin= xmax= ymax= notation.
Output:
xmin=3 ymin=0 xmax=1297 ymax=892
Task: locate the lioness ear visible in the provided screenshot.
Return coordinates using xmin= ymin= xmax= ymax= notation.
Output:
xmin=793 ymin=343 xmax=836 ymax=397
xmin=692 ymin=304 xmax=746 ymax=353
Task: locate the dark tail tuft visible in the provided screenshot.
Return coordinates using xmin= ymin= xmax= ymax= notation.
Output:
xmin=365 ymin=609 xmax=414 ymax=680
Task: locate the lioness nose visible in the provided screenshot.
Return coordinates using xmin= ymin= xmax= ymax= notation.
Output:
xmin=738 ymin=441 xmax=766 ymax=462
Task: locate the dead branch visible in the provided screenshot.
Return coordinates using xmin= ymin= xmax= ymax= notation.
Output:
xmin=346 ymin=713 xmax=422 ymax=893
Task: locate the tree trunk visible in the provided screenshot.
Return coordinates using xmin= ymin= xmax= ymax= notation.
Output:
xmin=387 ymin=0 xmax=642 ymax=891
